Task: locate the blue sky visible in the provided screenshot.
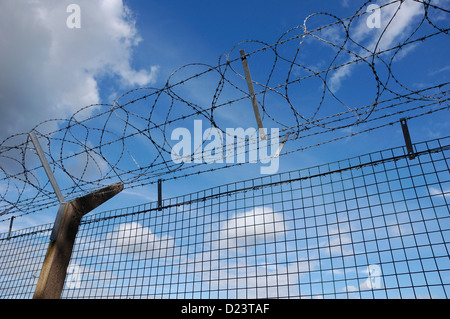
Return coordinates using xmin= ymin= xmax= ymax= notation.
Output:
xmin=0 ymin=0 xmax=449 ymax=299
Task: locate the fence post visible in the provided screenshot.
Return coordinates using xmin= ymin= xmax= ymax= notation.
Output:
xmin=158 ymin=179 xmax=162 ymax=211
xmin=240 ymin=49 xmax=266 ymax=140
xmin=400 ymin=118 xmax=416 ymax=160
xmin=33 ymin=182 xmax=123 ymax=299
xmin=7 ymin=216 xmax=14 ymax=240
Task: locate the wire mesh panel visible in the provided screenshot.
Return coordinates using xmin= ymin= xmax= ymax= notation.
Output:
xmin=0 ymin=224 xmax=51 ymax=298
xmin=1 ymin=136 xmax=449 ymax=299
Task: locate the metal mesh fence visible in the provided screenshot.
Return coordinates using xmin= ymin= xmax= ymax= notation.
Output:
xmin=1 ymin=136 xmax=449 ymax=299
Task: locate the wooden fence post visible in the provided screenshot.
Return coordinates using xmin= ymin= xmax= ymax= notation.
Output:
xmin=33 ymin=182 xmax=123 ymax=299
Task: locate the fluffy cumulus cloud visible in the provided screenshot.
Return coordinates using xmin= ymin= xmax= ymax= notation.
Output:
xmin=106 ymin=222 xmax=175 ymax=259
xmin=194 ymin=206 xmax=321 ymax=298
xmin=0 ymin=0 xmax=158 ymax=140
xmin=217 ymin=206 xmax=286 ymax=254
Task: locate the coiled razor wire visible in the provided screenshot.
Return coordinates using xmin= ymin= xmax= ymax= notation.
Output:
xmin=0 ymin=0 xmax=449 ymax=220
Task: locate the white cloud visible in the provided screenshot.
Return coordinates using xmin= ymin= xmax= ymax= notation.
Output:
xmin=320 ymin=223 xmax=354 ymax=256
xmin=329 ymin=0 xmax=424 ymax=92
xmin=106 ymin=222 xmax=175 ymax=259
xmin=343 ymin=285 xmax=359 ymax=293
xmin=176 ymin=206 xmax=322 ymax=298
xmin=352 ymin=0 xmax=424 ymax=51
xmin=428 ymin=65 xmax=450 ymax=76
xmin=217 ymin=206 xmax=286 ymax=254
xmin=429 ymin=187 xmax=450 ymax=198
xmin=0 ymin=0 xmax=158 ymax=140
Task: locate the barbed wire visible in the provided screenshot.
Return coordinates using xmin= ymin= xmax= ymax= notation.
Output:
xmin=0 ymin=0 xmax=449 ymax=221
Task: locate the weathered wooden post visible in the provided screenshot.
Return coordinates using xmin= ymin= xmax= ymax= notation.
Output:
xmin=33 ymin=182 xmax=123 ymax=299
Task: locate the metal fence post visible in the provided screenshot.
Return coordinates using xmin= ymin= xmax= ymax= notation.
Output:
xmin=28 ymin=132 xmax=67 ymax=241
xmin=7 ymin=216 xmax=14 ymax=240
xmin=400 ymin=118 xmax=416 ymax=160
xmin=158 ymin=179 xmax=162 ymax=211
xmin=240 ymin=49 xmax=266 ymax=140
